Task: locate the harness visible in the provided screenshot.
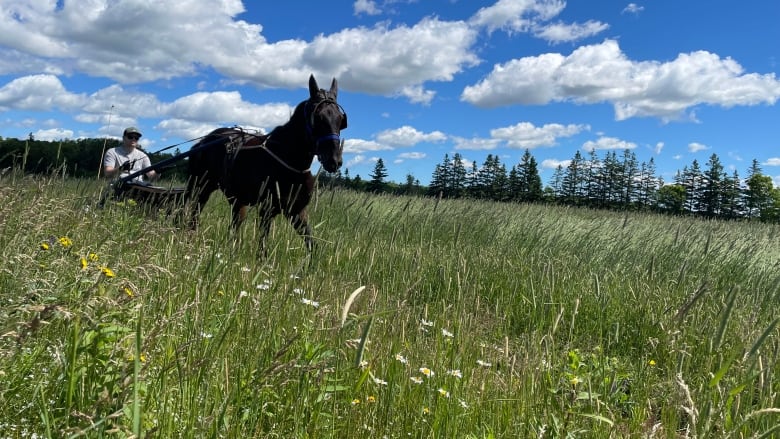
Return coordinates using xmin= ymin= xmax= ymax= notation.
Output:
xmin=226 ymin=131 xmax=311 ymax=174
xmin=223 ymin=96 xmax=347 ymax=174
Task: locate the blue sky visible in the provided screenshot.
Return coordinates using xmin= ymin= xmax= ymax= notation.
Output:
xmin=1 ymin=0 xmax=779 ymax=186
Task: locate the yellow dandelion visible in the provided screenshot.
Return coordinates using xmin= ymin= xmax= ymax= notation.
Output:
xmin=58 ymin=236 xmax=73 ymax=248
xmin=139 ymin=353 xmax=147 ymax=363
xmin=100 ymin=266 xmax=115 ymax=278
xmin=649 ymin=359 xmax=656 ymax=366
xmin=80 ymin=257 xmax=88 ymax=270
xmin=88 ymin=252 xmax=99 ymax=262
xmin=367 ymin=395 xmax=376 ymax=403
xmin=124 ymin=287 xmax=134 ymax=298
xmin=351 ymin=398 xmax=361 ymax=405
xmin=422 ymin=407 xmax=430 ymax=415
xmin=40 ymin=242 xmax=50 ymax=251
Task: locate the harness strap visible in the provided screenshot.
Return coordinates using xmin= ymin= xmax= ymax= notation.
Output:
xmin=233 ymin=132 xmax=311 ymax=174
xmin=261 ymin=140 xmax=311 ymax=174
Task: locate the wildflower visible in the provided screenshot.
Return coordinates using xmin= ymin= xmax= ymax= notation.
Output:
xmin=124 ymin=287 xmax=134 ymax=298
xmin=301 ymin=298 xmax=320 ymax=308
xmin=649 ymin=359 xmax=657 ymax=366
xmin=421 ymin=319 xmax=434 ymax=327
xmin=127 ymin=353 xmax=147 ymax=363
xmin=40 ymin=242 xmax=50 ymax=251
xmin=410 ymin=376 xmax=423 ymax=385
xmin=257 ymin=280 xmax=272 ymax=290
xmin=419 ymin=367 xmax=434 ymax=378
xmin=351 ymin=398 xmax=361 ymax=405
xmin=100 ymin=266 xmax=115 ymax=278
xmin=359 ymin=360 xmax=369 ymax=369
xmin=438 ymin=388 xmax=450 ymax=398
xmin=570 ymin=376 xmax=581 ymax=386
xmin=446 ymin=369 xmax=462 ymax=378
xmin=395 ymin=353 xmax=408 ymax=364
xmin=241 ymin=266 xmax=251 ymax=272
xmin=218 ymin=290 xmax=225 ymax=296
xmin=292 ymin=288 xmax=305 ymax=295
xmin=88 ymin=252 xmax=99 ymax=262
xmin=58 ymin=237 xmax=73 ymax=248
xmin=476 ymin=360 xmax=492 ymax=367
xmin=201 ymin=332 xmax=213 ymax=339
xmin=367 ymin=395 xmax=376 ymax=403
xmin=459 ymin=398 xmax=469 ymax=409
xmin=422 ymin=407 xmax=430 ymax=415
xmin=373 ymin=377 xmax=388 ymax=386
xmin=238 ymin=291 xmax=249 ymax=299
xmin=441 ymin=328 xmax=454 ymax=338
xmin=80 ymin=257 xmax=88 ymax=270
xmin=345 ymin=338 xmax=362 ymax=347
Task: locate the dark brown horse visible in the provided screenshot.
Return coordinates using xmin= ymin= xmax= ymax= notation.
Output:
xmin=184 ymin=74 xmax=346 ymax=253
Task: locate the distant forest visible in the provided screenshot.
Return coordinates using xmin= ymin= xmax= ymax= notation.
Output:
xmin=1 ymin=134 xmax=778 ymax=223
xmin=326 ymin=149 xmax=779 ymax=223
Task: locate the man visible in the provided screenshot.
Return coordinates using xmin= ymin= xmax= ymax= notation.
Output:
xmin=102 ymin=126 xmax=158 ymax=183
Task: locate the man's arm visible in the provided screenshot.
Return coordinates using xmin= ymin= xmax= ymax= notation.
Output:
xmin=103 ymin=149 xmax=135 ymax=179
xmin=140 ymin=156 xmax=159 ymax=181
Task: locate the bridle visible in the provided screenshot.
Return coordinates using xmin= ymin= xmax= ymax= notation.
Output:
xmin=303 ymin=95 xmax=347 ymax=160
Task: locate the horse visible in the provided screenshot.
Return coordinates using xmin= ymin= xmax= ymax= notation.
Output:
xmin=183 ymin=74 xmax=346 ymax=255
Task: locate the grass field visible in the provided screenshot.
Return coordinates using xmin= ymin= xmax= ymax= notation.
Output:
xmin=1 ymin=172 xmax=778 ymax=438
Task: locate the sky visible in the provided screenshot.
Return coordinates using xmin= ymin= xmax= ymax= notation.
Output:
xmin=1 ymin=0 xmax=779 ymax=187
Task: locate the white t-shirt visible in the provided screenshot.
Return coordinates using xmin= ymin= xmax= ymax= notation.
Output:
xmin=103 ymin=146 xmax=152 ymax=182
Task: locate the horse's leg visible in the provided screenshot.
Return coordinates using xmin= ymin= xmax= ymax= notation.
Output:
xmin=231 ymin=203 xmax=249 ymax=229
xmin=289 ymin=208 xmax=314 ymax=253
xmin=254 ymin=201 xmax=279 ymax=259
xmin=185 ymin=177 xmax=217 ymax=230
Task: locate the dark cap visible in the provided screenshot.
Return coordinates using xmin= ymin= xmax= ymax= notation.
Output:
xmin=123 ymin=126 xmax=142 ymax=137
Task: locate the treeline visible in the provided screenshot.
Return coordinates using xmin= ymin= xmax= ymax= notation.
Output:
xmin=0 ymin=135 xmax=188 ymax=179
xmin=3 ymin=135 xmax=778 ymax=222
xmin=324 ymin=149 xmax=780 ymax=223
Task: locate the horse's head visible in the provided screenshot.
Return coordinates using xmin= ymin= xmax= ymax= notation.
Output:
xmin=305 ymin=75 xmax=346 ymax=173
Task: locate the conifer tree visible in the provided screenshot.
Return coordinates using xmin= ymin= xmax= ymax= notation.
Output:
xmin=367 ymin=158 xmax=388 ymax=192
xmin=702 ymin=153 xmax=725 ymax=217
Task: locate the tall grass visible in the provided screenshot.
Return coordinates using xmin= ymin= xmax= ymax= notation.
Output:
xmin=1 ymin=172 xmax=778 ymax=438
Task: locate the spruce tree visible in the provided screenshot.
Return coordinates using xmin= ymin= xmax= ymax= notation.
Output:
xmin=367 ymin=158 xmax=388 ymax=193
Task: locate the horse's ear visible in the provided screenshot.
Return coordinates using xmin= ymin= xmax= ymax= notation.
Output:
xmin=309 ymin=74 xmax=319 ymax=99
xmin=329 ymin=78 xmax=338 ymax=100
